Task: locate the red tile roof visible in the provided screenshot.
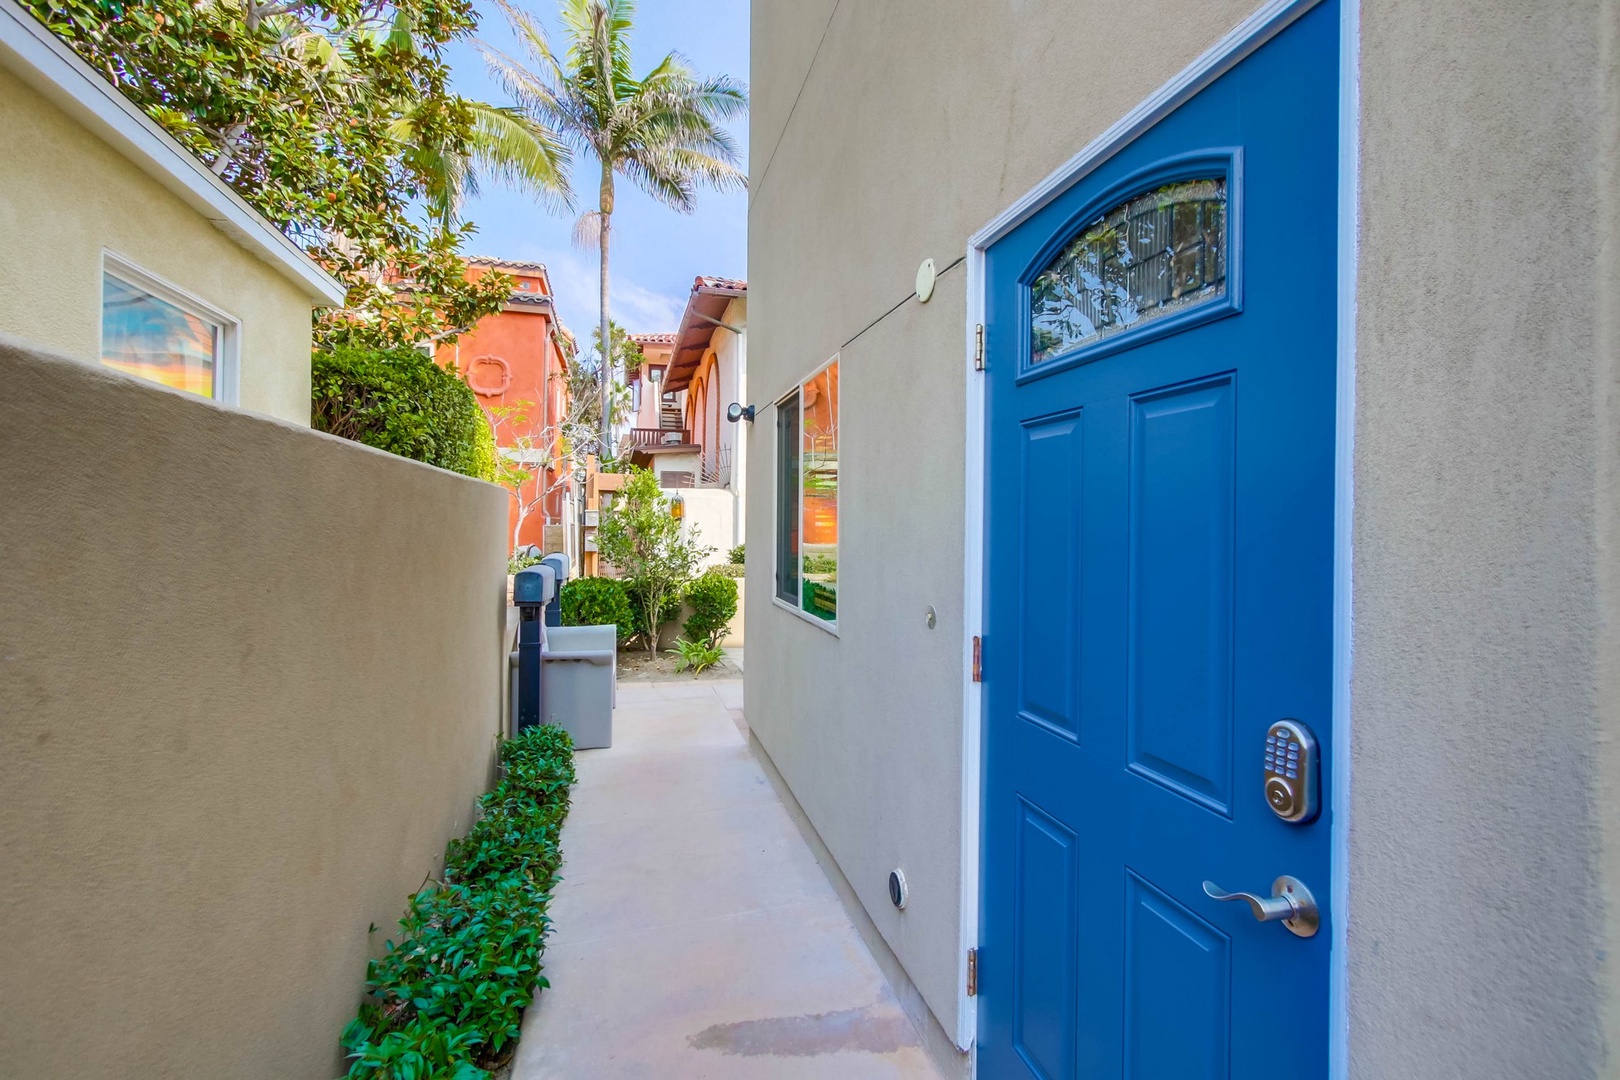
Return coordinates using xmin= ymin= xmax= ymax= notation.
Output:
xmin=630 ymin=332 xmax=677 ymax=345
xmin=466 ymin=255 xmax=548 ymax=272
xmin=664 ymin=276 xmax=747 ymax=392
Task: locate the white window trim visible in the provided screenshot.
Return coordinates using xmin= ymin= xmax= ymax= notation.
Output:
xmin=100 ymin=251 xmax=242 ymax=406
xmin=774 ymin=353 xmax=840 ymax=636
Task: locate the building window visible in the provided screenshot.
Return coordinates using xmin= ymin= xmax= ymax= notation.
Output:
xmin=1030 ymin=177 xmax=1227 ymax=364
xmin=100 ymin=255 xmax=237 ymax=403
xmin=776 ymin=357 xmax=839 ymax=624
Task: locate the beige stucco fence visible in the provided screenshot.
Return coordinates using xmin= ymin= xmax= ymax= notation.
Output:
xmin=0 ymin=336 xmax=510 ymax=1078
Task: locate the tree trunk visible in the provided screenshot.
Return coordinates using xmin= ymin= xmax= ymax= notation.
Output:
xmin=597 ymin=169 xmax=615 ymax=459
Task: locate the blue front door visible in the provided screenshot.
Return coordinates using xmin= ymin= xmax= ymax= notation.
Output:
xmin=979 ymin=5 xmax=1339 ymax=1077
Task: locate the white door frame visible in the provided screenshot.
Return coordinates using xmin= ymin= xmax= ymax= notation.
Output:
xmin=955 ymin=1 xmax=1359 ymax=1073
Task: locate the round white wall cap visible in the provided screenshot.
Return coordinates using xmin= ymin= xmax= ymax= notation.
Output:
xmin=915 ymin=258 xmax=936 ymax=303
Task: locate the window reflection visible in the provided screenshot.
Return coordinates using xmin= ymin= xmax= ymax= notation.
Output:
xmin=801 ymin=361 xmax=838 ymax=622
xmin=101 ymin=272 xmax=219 ymax=397
xmin=1030 ymin=177 xmax=1227 ymax=363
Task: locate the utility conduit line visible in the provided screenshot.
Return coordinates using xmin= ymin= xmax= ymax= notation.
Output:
xmin=841 ymin=255 xmax=966 ymax=351
xmin=751 ymin=0 xmax=843 ymax=206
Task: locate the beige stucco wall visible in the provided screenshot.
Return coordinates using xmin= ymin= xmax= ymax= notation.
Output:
xmin=751 ymin=0 xmax=1620 ymax=1073
xmin=0 ymin=63 xmax=318 ymax=425
xmin=747 ymin=0 xmax=1257 ymax=1043
xmin=1350 ymin=1 xmax=1620 ymax=1075
xmin=0 ymin=337 xmax=510 ymax=1079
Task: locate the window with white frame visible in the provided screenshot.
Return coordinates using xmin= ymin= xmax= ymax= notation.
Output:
xmin=100 ymin=255 xmax=238 ymax=403
xmin=775 ymin=357 xmax=839 ymax=624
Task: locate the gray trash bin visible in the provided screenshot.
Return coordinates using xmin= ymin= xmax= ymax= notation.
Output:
xmin=541 ymin=622 xmax=616 ymax=749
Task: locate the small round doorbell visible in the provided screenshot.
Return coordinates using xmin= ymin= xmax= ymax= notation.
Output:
xmin=1263 ymin=719 xmax=1319 ymax=824
xmin=888 ymin=869 xmax=908 ymax=910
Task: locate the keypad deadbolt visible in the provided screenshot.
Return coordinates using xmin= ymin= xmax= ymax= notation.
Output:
xmin=1263 ymin=719 xmax=1319 ymax=824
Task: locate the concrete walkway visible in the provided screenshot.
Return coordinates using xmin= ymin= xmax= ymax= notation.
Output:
xmin=511 ymin=679 xmax=941 ymax=1079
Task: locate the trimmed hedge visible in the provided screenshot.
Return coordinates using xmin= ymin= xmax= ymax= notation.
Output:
xmin=312 ymin=345 xmax=498 ymax=482
xmin=683 ymin=570 xmax=738 ymax=647
xmin=340 ymin=725 xmax=576 ymax=1079
xmin=560 ymin=577 xmax=634 ymax=641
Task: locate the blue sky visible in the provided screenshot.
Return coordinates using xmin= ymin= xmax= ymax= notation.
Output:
xmin=444 ymin=0 xmax=750 ymax=338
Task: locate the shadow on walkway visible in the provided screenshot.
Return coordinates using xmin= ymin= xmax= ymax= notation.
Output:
xmin=511 ymin=679 xmax=941 ymax=1079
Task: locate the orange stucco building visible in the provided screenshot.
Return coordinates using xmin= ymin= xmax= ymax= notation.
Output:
xmin=436 ymin=256 xmax=572 ymax=551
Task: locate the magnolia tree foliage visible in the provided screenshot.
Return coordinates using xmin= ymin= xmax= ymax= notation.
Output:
xmin=595 ymin=467 xmax=711 ymax=655
xmin=26 ymin=0 xmax=515 ymax=348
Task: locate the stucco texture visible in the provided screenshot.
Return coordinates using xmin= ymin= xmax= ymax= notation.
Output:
xmin=0 ymin=338 xmax=510 ymax=1078
xmin=1351 ymin=1 xmax=1620 ymax=1076
xmin=747 ymin=0 xmax=1258 ymax=1040
xmin=0 ymin=63 xmax=318 ymax=424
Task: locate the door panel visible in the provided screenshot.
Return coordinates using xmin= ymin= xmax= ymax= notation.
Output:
xmin=1126 ymin=375 xmax=1236 ymax=815
xmin=979 ymin=4 xmax=1339 ymax=1078
xmin=1013 ymin=800 xmax=1079 ymax=1080
xmin=1123 ymin=872 xmax=1230 ymax=1080
xmin=1019 ymin=413 xmax=1084 ymax=741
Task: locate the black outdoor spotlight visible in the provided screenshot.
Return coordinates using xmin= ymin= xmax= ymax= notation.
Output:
xmin=726 ymin=402 xmax=755 ymax=423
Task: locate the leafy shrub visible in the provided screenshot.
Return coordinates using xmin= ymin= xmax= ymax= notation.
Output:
xmin=508 ymin=552 xmax=545 ymax=575
xmin=683 ymin=571 xmax=738 ymax=647
xmin=312 ymin=346 xmax=498 ymax=482
xmin=711 ymin=563 xmax=745 ymax=578
xmin=803 ymin=579 xmax=837 ymax=621
xmin=597 ymin=468 xmax=711 ymax=654
xmin=672 ymin=638 xmax=725 ymax=675
xmin=803 ymin=553 xmax=837 ymax=576
xmin=341 ymin=725 xmax=576 ymax=1079
xmin=470 ymin=409 xmax=500 ymax=485
xmin=560 ymin=577 xmax=634 ymax=640
xmin=624 ymin=579 xmax=683 ymax=649
xmin=727 ymin=544 xmax=745 ymax=565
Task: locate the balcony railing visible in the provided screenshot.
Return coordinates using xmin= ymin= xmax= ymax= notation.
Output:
xmin=700 ymin=447 xmax=732 ymax=488
xmin=627 ymin=427 xmax=692 ymax=448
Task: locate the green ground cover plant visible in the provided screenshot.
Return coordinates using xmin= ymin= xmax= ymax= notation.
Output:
xmin=340 ymin=724 xmax=576 ymax=1079
xmin=312 ymin=346 xmax=497 ymax=482
xmin=671 ymin=638 xmax=725 ymax=675
xmin=560 ymin=577 xmax=634 ymax=640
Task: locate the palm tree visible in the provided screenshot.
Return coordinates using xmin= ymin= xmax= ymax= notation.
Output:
xmin=481 ymin=0 xmax=747 ymax=455
xmin=394 ymin=99 xmax=574 ymax=229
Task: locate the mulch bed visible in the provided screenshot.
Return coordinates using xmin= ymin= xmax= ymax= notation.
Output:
xmin=615 ymin=648 xmax=740 ymax=682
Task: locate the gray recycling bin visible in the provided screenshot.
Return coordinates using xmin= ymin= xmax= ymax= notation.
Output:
xmin=540 ymin=622 xmax=616 ymax=749
xmin=510 ymin=564 xmax=615 ymax=748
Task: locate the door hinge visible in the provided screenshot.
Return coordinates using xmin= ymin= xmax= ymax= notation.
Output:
xmin=966 ymin=947 xmax=979 ymax=996
xmin=974 ymin=324 xmax=985 ymax=371
xmin=972 ymin=636 xmax=982 ymax=682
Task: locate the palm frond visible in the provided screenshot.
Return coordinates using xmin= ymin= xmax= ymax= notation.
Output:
xmin=468 ymin=102 xmax=575 ymax=212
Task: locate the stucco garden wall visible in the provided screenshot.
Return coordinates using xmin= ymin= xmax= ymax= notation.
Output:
xmin=0 ymin=62 xmax=318 ymax=424
xmin=0 ymin=337 xmax=510 ymax=1079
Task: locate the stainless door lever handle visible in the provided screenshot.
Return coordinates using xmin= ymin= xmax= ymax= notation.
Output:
xmin=1202 ymin=876 xmax=1319 ymax=938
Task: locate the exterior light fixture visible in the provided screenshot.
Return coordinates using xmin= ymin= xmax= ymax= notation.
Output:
xmin=670 ymin=492 xmax=686 ymax=521
xmin=726 ymin=402 xmax=755 ymax=423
